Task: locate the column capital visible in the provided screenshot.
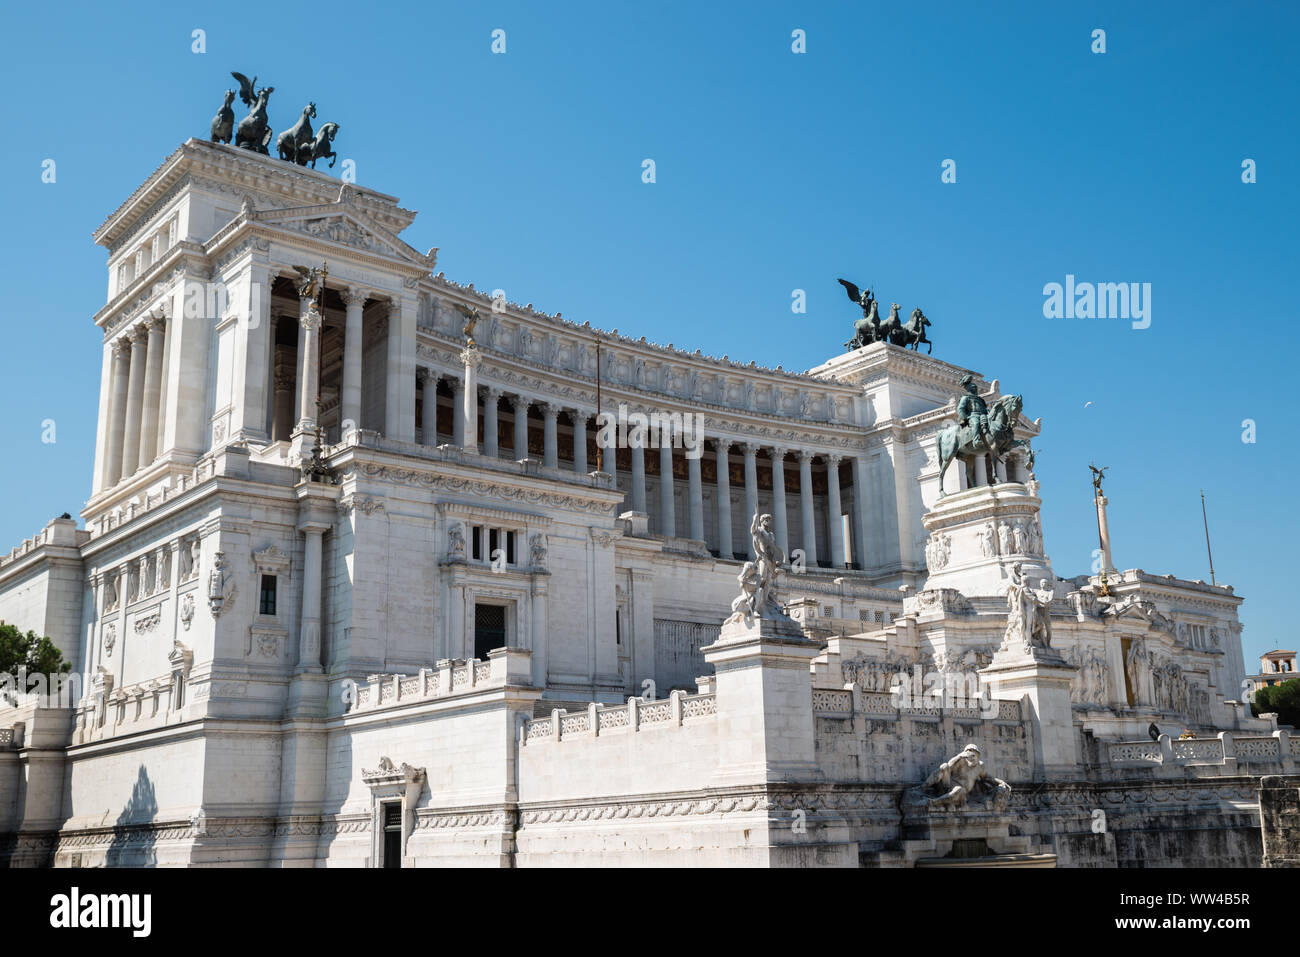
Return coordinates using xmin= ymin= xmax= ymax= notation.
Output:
xmin=798 ymin=449 xmax=815 ymax=465
xmin=742 ymin=441 xmax=761 ymax=457
xmin=827 ymin=452 xmax=843 ymax=467
xmin=130 ymin=323 xmax=149 ymax=344
xmin=510 ymin=393 xmax=530 ymax=411
xmin=417 ymin=367 xmax=440 ymax=387
xmin=540 ymin=402 xmax=559 ymax=419
xmin=483 ymin=385 xmax=502 ymax=401
xmin=112 ymin=337 xmax=132 ymax=359
xmin=769 ymin=446 xmax=787 ymax=461
xmin=343 ymin=286 xmax=368 ymax=308
xmin=570 ymin=408 xmax=589 ymax=424
xmin=714 ymin=437 xmax=732 ymax=454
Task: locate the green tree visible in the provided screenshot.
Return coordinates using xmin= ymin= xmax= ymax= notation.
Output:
xmin=0 ymin=622 xmax=70 ymax=680
xmin=1251 ymin=678 xmax=1300 ymax=729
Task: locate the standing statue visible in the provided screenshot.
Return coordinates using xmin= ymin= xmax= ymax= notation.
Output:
xmin=459 ymin=304 xmax=480 ymax=346
xmin=277 ymin=102 xmax=316 ymax=164
xmin=210 ymin=89 xmax=236 ymax=143
xmin=920 ymin=744 xmax=1012 ymax=812
xmin=734 ymin=512 xmax=786 ymax=620
xmin=292 ymin=263 xmax=327 ymax=301
xmin=207 ymin=551 xmax=236 ymax=616
xmin=730 ymin=561 xmax=762 ymax=622
xmin=1004 ymin=562 xmax=1054 ymax=654
xmin=1126 ymin=639 xmax=1150 ymax=706
xmin=936 ymin=379 xmax=1032 ymax=496
xmin=231 ymin=71 xmax=275 ymax=154
xmin=1089 ymin=462 xmax=1108 ymax=497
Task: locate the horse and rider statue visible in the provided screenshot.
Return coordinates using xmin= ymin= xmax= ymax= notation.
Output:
xmin=838 ymin=279 xmax=932 ymax=353
xmin=936 ymin=375 xmax=1032 ymax=496
xmin=210 ymin=72 xmax=340 ymax=168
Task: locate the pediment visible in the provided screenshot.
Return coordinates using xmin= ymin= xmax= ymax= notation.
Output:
xmin=252 ymin=186 xmax=435 ymax=270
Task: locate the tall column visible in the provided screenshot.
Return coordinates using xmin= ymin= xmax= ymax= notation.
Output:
xmin=743 ymin=443 xmax=759 ymax=559
xmin=629 ymin=441 xmax=646 ymax=511
xmin=512 ymin=395 xmax=530 ymax=459
xmin=461 ymin=344 xmax=481 ymax=452
xmin=451 ymin=378 xmax=466 ymax=447
xmin=298 ymin=527 xmax=324 ymax=672
xmin=419 ymin=370 xmax=439 ymax=444
xmin=272 ymin=354 xmax=295 ymax=441
xmin=659 ymin=440 xmax=676 ymax=537
xmin=1095 ymin=494 xmax=1116 ymax=573
xmin=483 ymin=388 xmax=500 ymax=457
xmin=770 ymin=447 xmax=789 ymax=557
xmin=138 ymin=315 xmax=166 ymax=468
xmin=104 ymin=338 xmax=131 ymax=487
xmin=852 ymin=455 xmax=871 ymax=571
xmin=826 ymin=454 xmax=844 ymax=567
xmin=571 ymin=411 xmax=589 ymax=473
xmin=715 ymin=441 xmax=733 ymax=559
xmin=296 ymin=297 xmax=321 ymax=430
xmin=384 ymin=300 xmax=402 ymax=438
xmin=121 ymin=325 xmax=148 ymax=474
xmin=541 ymin=403 xmax=559 ymax=468
xmin=798 ymin=451 xmax=818 ymax=567
xmin=688 ymin=452 xmax=704 ymax=542
xmin=341 ymin=287 xmax=366 ymax=432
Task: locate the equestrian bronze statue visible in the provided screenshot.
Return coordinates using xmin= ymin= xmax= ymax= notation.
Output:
xmin=936 ymin=380 xmax=1032 ymax=496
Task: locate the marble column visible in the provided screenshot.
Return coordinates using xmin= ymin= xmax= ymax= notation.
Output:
xmin=138 ymin=315 xmax=166 ymax=469
xmin=272 ymin=352 xmax=296 ymax=442
xmin=743 ymin=443 xmax=759 ymax=559
xmin=571 ymin=411 xmax=588 ymax=473
xmin=512 ymin=395 xmax=530 ymax=459
xmin=296 ymin=297 xmax=321 ymax=430
xmin=659 ymin=441 xmax=676 ymax=537
xmin=771 ymin=447 xmax=789 ymax=557
xmin=541 ymin=403 xmax=559 ymax=468
xmin=121 ymin=325 xmax=148 ymax=474
xmin=461 ymin=344 xmax=481 ymax=452
xmin=798 ymin=451 xmax=818 ymax=567
xmin=629 ymin=441 xmax=646 ymax=511
xmin=419 ymin=370 xmax=439 ymax=445
xmin=384 ymin=300 xmax=402 ymax=438
xmin=1096 ymin=494 xmax=1116 ymax=573
xmin=852 ymin=455 xmax=871 ymax=571
xmin=483 ymin=388 xmax=501 ymax=457
xmin=688 ymin=451 xmax=704 ymax=542
xmin=715 ymin=439 xmax=733 ymax=559
xmin=827 ymin=454 xmax=844 ymax=567
xmin=298 ymin=527 xmax=324 ymax=672
xmin=341 ymin=287 xmax=366 ymax=432
xmin=451 ymin=378 xmax=466 ymax=447
xmin=104 ymin=338 xmax=131 ymax=487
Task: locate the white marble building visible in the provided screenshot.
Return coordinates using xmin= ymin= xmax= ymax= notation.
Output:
xmin=0 ymin=139 xmax=1278 ymax=867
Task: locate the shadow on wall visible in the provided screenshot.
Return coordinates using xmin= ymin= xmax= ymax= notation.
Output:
xmin=106 ymin=765 xmax=158 ymax=867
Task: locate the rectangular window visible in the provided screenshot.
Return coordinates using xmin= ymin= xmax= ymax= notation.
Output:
xmin=382 ymin=801 xmax=403 ymax=869
xmin=472 ymin=525 xmax=483 ymax=561
xmin=506 ymin=531 xmax=516 ymax=565
xmin=259 ymin=574 xmax=277 ymax=616
xmin=474 ymin=603 xmax=507 ymax=660
xmin=489 ymin=528 xmax=499 ymax=562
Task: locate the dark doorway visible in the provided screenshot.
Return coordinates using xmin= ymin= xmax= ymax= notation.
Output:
xmin=474 ymin=604 xmax=507 ymax=660
xmin=382 ymin=802 xmax=402 ymax=868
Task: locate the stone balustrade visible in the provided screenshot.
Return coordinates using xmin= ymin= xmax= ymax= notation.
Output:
xmin=346 ymin=647 xmax=533 ymax=715
xmin=519 ymin=690 xmax=718 ymax=745
xmin=811 ymin=684 xmax=1023 ymax=722
xmin=1107 ymin=730 xmax=1294 ymax=771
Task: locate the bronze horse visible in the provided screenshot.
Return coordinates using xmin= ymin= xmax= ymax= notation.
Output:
xmin=299 ymin=123 xmax=340 ymax=169
xmin=277 ymin=102 xmax=316 ymax=163
xmin=233 ymin=74 xmax=275 ymax=154
xmin=936 ymin=394 xmax=1031 ymax=496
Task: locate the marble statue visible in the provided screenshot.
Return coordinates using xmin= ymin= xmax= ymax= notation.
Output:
xmin=997 ymin=523 xmax=1012 ymax=554
xmin=920 ymin=744 xmax=1011 ymax=812
xmin=726 ymin=513 xmax=788 ymax=624
xmin=730 ymin=561 xmax=761 ymax=622
xmin=529 ymin=533 xmax=548 ymax=568
xmin=1013 ymin=522 xmax=1028 ymax=555
xmin=937 ymin=379 xmax=1031 ymax=496
xmin=447 ymin=523 xmax=466 ymax=560
xmin=1126 ymin=639 xmax=1150 ymax=706
xmin=1004 ymin=562 xmax=1054 ymax=654
xmin=207 ymin=551 xmax=236 ymax=616
xmin=979 ymin=523 xmax=997 ymax=558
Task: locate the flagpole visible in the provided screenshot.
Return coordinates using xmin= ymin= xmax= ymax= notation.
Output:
xmin=1200 ymin=489 xmax=1216 ymax=587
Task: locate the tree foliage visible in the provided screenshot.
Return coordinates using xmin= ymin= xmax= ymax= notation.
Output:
xmin=0 ymin=622 xmax=70 ymax=679
xmin=1251 ymin=678 xmax=1300 ymax=729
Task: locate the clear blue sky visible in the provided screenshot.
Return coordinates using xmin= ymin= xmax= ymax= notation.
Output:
xmin=1 ymin=2 xmax=1295 ymax=667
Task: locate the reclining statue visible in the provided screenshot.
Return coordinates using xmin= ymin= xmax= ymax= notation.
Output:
xmin=920 ymin=743 xmax=1012 ymax=812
